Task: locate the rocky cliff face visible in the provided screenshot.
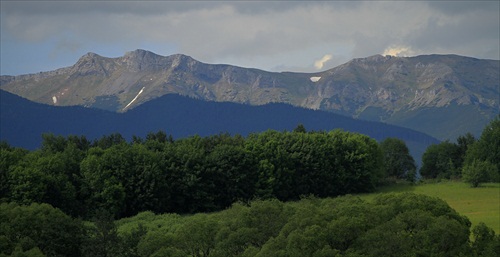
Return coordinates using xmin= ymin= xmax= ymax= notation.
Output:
xmin=311 ymin=54 xmax=498 ymax=112
xmin=1 ymin=50 xmax=498 ymax=140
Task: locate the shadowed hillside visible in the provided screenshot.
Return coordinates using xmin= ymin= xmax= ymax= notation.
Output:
xmin=1 ymin=90 xmax=438 ymax=164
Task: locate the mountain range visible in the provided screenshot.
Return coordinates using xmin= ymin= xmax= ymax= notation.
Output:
xmin=1 ymin=50 xmax=498 ymax=141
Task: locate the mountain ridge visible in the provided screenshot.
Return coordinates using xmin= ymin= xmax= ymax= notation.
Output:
xmin=1 ymin=50 xmax=498 ymax=140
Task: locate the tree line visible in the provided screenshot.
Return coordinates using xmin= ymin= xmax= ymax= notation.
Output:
xmin=1 ymin=117 xmax=498 ymax=220
xmin=420 ymin=117 xmax=499 ymax=187
xmin=1 ymin=127 xmax=392 ymax=219
xmin=3 ymin=117 xmax=497 ymax=220
xmin=1 ymin=119 xmax=499 ymax=256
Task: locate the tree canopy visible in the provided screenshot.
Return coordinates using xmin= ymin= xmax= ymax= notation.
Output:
xmin=420 ymin=117 xmax=499 ymax=186
xmin=1 ymin=124 xmax=499 ymax=256
xmin=379 ymin=138 xmax=416 ymax=181
xmin=1 ymin=129 xmax=384 ymax=219
xmin=462 ymin=117 xmax=500 ymax=187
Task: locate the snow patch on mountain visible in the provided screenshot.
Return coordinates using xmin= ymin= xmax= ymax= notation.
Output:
xmin=310 ymin=77 xmax=321 ymax=82
xmin=123 ymin=87 xmax=145 ymax=110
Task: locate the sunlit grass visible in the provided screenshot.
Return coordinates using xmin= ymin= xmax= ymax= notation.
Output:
xmin=359 ymin=181 xmax=500 ymax=234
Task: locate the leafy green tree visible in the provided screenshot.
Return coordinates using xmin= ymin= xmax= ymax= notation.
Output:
xmin=144 ymin=131 xmax=173 ymax=152
xmin=471 ymin=222 xmax=500 ymax=257
xmin=7 ymin=136 xmax=89 ymax=216
xmin=134 ymin=213 xmax=184 ymax=257
xmin=162 ymin=135 xmax=208 ymax=213
xmin=106 ymin=143 xmax=168 ymax=216
xmin=80 ymin=148 xmax=126 ymax=218
xmin=379 ymin=138 xmax=416 ymax=181
xmin=465 ymin=117 xmax=500 ymax=180
xmin=246 ymin=130 xmax=383 ymax=201
xmin=349 ymin=193 xmax=471 ymax=257
xmin=92 ymin=133 xmax=126 ymax=149
xmin=119 ymin=224 xmax=148 ymax=257
xmin=456 ymin=132 xmax=476 ymax=166
xmin=145 ymin=130 xmax=173 ymax=143
xmin=4 ymin=246 xmax=46 ymax=257
xmin=420 ymin=141 xmax=461 ymax=179
xmin=0 ymin=143 xmax=28 ymax=201
xmin=66 ymin=135 xmax=91 ymax=151
xmin=0 ymin=202 xmax=83 ymax=257
xmin=203 ymin=143 xmax=258 ymax=210
xmin=353 ymin=210 xmax=470 ymax=257
xmin=40 ymin=133 xmax=68 ymax=153
xmin=8 ymin=151 xmax=78 ymax=214
xmin=80 ymin=143 xmax=169 ymax=217
xmin=215 ymin=226 xmax=261 ymax=256
xmin=175 ymin=214 xmax=220 ymax=257
xmin=462 ymin=160 xmax=497 ymax=187
xmin=329 ymin=130 xmax=385 ymax=193
xmin=293 ymin=124 xmax=307 ymax=133
xmin=237 ymin=193 xmax=473 ymax=256
xmin=81 ymin=210 xmax=121 ymax=257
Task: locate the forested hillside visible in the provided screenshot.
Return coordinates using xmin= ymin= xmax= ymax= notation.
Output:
xmin=1 ymin=120 xmax=499 ymax=256
xmin=0 ymin=90 xmax=439 ymax=165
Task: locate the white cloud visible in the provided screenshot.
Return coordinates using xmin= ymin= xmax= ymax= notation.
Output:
xmin=383 ymin=46 xmax=415 ymax=57
xmin=314 ymin=54 xmax=333 ymax=70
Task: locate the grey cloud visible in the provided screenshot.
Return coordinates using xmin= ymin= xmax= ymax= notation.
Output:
xmin=1 ymin=1 xmax=320 ymax=16
xmin=406 ymin=4 xmax=500 ymax=59
xmin=1 ymin=1 xmax=498 ymax=74
xmin=2 ymin=1 xmax=206 ymax=15
xmin=427 ymin=1 xmax=499 ymax=15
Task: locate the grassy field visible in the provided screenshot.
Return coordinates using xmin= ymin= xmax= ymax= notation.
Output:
xmin=358 ymin=181 xmax=500 ymax=234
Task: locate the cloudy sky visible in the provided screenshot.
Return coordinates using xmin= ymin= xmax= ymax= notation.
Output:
xmin=1 ymin=1 xmax=499 ymax=75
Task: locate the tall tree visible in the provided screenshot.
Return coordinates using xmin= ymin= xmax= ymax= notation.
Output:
xmin=420 ymin=141 xmax=461 ymax=179
xmin=456 ymin=132 xmax=476 ymax=167
xmin=464 ymin=117 xmax=500 ymax=181
xmin=379 ymin=138 xmax=416 ymax=181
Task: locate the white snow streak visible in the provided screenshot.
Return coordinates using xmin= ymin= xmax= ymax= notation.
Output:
xmin=310 ymin=77 xmax=321 ymax=82
xmin=123 ymin=87 xmax=145 ymax=110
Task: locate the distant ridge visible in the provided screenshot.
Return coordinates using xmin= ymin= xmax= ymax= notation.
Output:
xmin=0 ymin=89 xmax=438 ymax=164
xmin=1 ymin=50 xmax=498 ymax=140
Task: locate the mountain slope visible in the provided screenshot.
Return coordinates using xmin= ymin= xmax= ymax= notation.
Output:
xmin=1 ymin=90 xmax=438 ymax=164
xmin=1 ymin=50 xmax=498 ymax=140
xmin=317 ymin=54 xmax=499 ymax=140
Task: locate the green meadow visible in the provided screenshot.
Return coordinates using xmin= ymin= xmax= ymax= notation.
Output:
xmin=359 ymin=181 xmax=500 ymax=234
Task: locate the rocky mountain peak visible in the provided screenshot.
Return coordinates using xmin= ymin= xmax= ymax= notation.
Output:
xmin=123 ymin=49 xmax=161 ymax=63
xmin=346 ymin=54 xmax=395 ymax=66
xmin=80 ymin=52 xmax=101 ymax=60
xmin=73 ymin=52 xmax=106 ymax=67
xmin=119 ymin=50 xmax=196 ymax=72
xmin=70 ymin=52 xmax=110 ymax=76
xmin=171 ymin=54 xmax=201 ymax=71
xmin=120 ymin=49 xmax=163 ymax=72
